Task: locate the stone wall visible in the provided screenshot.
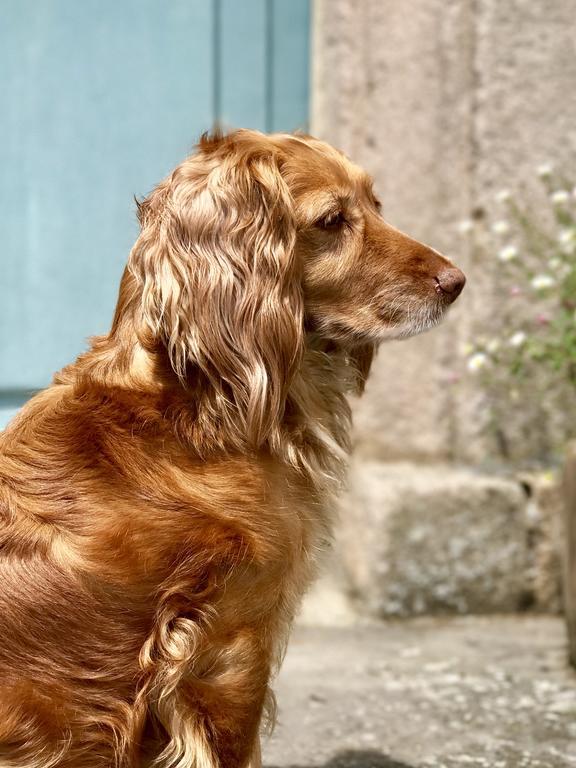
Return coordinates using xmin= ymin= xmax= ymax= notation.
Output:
xmin=308 ymin=0 xmax=576 ymax=615
xmin=311 ymin=0 xmax=576 ymax=465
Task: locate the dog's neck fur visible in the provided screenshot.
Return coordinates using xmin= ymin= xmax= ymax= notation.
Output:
xmin=55 ymin=315 xmax=355 ymax=495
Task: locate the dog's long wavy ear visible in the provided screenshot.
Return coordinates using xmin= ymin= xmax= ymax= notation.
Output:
xmin=129 ymin=133 xmax=303 ymax=448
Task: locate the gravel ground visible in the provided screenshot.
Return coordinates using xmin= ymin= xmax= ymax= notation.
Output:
xmin=263 ymin=617 xmax=576 ymax=768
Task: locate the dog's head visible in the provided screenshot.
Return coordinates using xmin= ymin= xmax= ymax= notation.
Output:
xmin=280 ymin=135 xmax=465 ymax=343
xmin=128 ymin=129 xmax=465 ymax=444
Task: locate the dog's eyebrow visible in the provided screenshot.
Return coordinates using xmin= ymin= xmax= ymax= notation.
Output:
xmin=296 ymin=190 xmax=354 ymax=224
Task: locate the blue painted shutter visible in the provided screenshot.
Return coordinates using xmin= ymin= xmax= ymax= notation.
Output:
xmin=0 ymin=0 xmax=310 ymax=428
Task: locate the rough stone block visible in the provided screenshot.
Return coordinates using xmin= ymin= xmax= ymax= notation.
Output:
xmin=338 ymin=461 xmax=532 ymax=616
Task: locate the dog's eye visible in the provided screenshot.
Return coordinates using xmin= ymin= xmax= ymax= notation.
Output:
xmin=317 ymin=211 xmax=345 ymax=230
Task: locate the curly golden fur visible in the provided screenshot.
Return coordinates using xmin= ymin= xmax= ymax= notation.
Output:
xmin=0 ymin=129 xmax=465 ymax=767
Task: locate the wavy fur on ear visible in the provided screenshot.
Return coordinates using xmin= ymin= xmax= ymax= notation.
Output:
xmin=129 ymin=132 xmax=303 ymax=449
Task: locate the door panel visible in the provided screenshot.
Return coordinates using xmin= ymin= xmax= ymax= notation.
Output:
xmin=0 ymin=0 xmax=310 ymax=428
xmin=270 ymin=0 xmax=310 ymax=132
xmin=0 ymin=0 xmax=214 ymax=390
xmin=219 ymin=0 xmax=268 ymax=129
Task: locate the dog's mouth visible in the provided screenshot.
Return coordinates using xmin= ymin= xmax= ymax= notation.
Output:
xmin=307 ymin=303 xmax=446 ymax=346
xmin=377 ymin=267 xmax=465 ymax=339
xmin=377 ymin=283 xmax=465 ymax=340
xmin=305 ymin=269 xmax=465 ymax=345
xmin=376 ymin=302 xmax=445 ymax=341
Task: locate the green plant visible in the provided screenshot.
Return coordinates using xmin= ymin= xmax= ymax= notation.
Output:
xmin=460 ymin=165 xmax=576 ymax=458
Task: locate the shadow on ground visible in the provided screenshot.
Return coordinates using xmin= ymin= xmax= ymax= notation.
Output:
xmin=268 ymin=749 xmax=414 ymax=768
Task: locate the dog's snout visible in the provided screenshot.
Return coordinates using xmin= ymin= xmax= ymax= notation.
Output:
xmin=435 ymin=266 xmax=466 ymax=303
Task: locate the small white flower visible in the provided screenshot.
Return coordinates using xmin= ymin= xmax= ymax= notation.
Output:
xmin=491 ymin=220 xmax=510 ymax=235
xmin=467 ymin=352 xmax=489 ymax=372
xmin=498 ymin=245 xmax=518 ymax=262
xmin=531 ymin=274 xmax=555 ymax=290
xmin=550 ymin=189 xmax=570 ymax=205
xmin=495 ymin=189 xmax=512 ymax=203
xmin=558 ymin=228 xmax=575 ymax=245
xmin=486 ymin=338 xmax=500 ymax=354
xmin=558 ymin=229 xmax=576 ymax=254
xmin=536 ymin=163 xmax=553 ymax=179
xmin=509 ymin=331 xmax=527 ymax=348
xmin=456 ymin=219 xmax=474 ymax=234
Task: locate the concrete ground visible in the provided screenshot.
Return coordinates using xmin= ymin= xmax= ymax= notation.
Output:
xmin=263 ymin=617 xmax=576 ymax=768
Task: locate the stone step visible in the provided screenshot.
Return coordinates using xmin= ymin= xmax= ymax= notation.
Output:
xmin=300 ymin=461 xmax=562 ymax=620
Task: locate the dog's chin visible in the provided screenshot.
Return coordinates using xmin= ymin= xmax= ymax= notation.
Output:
xmin=307 ymin=300 xmax=449 ymax=347
xmin=376 ymin=301 xmax=447 ymax=342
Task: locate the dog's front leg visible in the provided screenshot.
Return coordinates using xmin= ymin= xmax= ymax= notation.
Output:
xmin=148 ymin=625 xmax=271 ymax=768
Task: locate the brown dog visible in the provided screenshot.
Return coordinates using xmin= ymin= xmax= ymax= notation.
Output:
xmin=0 ymin=130 xmax=464 ymax=767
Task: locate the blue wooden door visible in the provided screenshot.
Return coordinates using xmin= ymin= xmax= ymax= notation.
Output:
xmin=0 ymin=0 xmax=310 ymax=428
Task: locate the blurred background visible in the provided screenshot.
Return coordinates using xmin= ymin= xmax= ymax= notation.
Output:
xmin=0 ymin=0 xmax=310 ymax=423
xmin=2 ymin=2 xmax=576 ymax=766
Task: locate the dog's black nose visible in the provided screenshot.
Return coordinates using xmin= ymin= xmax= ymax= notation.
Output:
xmin=435 ymin=267 xmax=466 ymax=302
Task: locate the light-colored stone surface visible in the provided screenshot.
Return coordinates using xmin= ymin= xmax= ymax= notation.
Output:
xmin=298 ymin=568 xmax=358 ymax=628
xmin=313 ymin=0 xmax=473 ymax=463
xmin=337 ymin=462 xmax=531 ymax=617
xmin=310 ymin=0 xmax=574 ymax=619
xmin=264 ymin=617 xmax=576 ymax=768
xmin=312 ymin=0 xmax=576 ymax=464
xmin=297 ymin=464 xmax=565 ymax=622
